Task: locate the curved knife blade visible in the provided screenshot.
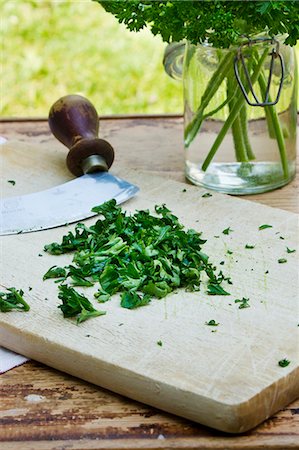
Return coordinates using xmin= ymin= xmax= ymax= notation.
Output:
xmin=0 ymin=172 xmax=139 ymax=235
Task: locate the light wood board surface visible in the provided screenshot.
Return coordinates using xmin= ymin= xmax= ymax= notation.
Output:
xmin=0 ymin=136 xmax=298 ymax=434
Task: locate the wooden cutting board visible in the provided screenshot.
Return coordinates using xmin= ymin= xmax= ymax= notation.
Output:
xmin=0 ymin=140 xmax=298 ymax=434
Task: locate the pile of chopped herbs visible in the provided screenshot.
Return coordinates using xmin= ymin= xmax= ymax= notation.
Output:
xmin=44 ymin=200 xmax=231 ymax=313
xmin=0 ymin=288 xmax=30 ymax=312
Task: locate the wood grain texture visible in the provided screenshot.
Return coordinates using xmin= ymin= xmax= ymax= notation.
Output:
xmin=1 ymin=361 xmax=299 ymax=449
xmin=0 ymin=117 xmax=298 ymax=449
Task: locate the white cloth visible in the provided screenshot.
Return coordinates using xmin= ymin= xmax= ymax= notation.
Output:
xmin=0 ymin=347 xmax=29 ymax=373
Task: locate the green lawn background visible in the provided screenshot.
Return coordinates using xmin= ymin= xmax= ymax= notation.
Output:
xmin=2 ymin=1 xmax=298 ymax=118
xmin=2 ymin=0 xmax=182 ymax=117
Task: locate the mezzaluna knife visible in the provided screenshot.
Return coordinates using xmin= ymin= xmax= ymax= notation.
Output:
xmin=0 ymin=95 xmax=139 ymax=235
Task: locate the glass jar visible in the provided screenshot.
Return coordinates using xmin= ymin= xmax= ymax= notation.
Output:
xmin=164 ymin=38 xmax=297 ymax=195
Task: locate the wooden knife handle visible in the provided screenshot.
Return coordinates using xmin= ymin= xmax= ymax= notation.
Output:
xmin=48 ymin=94 xmax=114 ymax=176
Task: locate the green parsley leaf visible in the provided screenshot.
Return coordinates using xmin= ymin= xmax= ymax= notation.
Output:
xmin=222 ymin=227 xmax=233 ymax=235
xmin=7 ymin=180 xmax=16 ymax=186
xmin=0 ymin=288 xmax=30 ymax=312
xmin=205 ymin=319 xmax=219 ymax=326
xmin=278 ymin=258 xmax=287 ymax=264
xmin=120 ymin=291 xmax=151 ymax=309
xmin=245 ymin=244 xmax=255 ymax=249
xmin=43 ymin=266 xmax=66 ymax=281
xmin=58 ymin=285 xmax=106 ymax=324
xmin=235 ymin=297 xmax=250 ymax=309
xmin=226 ymin=249 xmax=233 ymax=255
xmin=278 ymin=359 xmax=290 ymax=368
xmin=286 ymin=247 xmax=296 ymax=254
xmin=207 ymin=283 xmax=230 ymax=296
xmin=157 ymin=340 xmax=163 ymax=347
xmin=259 ymin=224 xmax=273 ymax=230
xmin=202 ymin=192 xmax=212 ymax=198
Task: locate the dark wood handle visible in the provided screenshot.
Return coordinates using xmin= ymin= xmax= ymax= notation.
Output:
xmin=48 ymin=95 xmax=114 ymax=176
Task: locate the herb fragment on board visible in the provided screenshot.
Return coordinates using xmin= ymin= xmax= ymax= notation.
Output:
xmin=278 ymin=359 xmax=290 ymax=368
xmin=58 ymin=285 xmax=106 ymax=324
xmin=7 ymin=180 xmax=16 ymax=186
xmin=43 ymin=266 xmax=66 ymax=281
xmin=207 ymin=283 xmax=230 ymax=296
xmin=205 ymin=320 xmax=219 ymax=327
xmin=44 ymin=200 xmax=231 ymax=309
xmin=0 ymin=288 xmax=30 ymax=312
xmin=227 ymin=249 xmax=233 ymax=255
xmin=222 ymin=227 xmax=233 ymax=235
xmin=157 ymin=340 xmax=163 ymax=347
xmin=278 ymin=258 xmax=287 ymax=264
xmin=259 ymin=224 xmax=273 ymax=230
xmin=234 ymin=297 xmax=250 ymax=309
xmin=202 ymin=192 xmax=212 ymax=198
xmin=286 ymin=247 xmax=296 ymax=254
xmin=245 ymin=244 xmax=255 ymax=249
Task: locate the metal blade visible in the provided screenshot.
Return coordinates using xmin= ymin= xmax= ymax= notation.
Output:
xmin=0 ymin=173 xmax=139 ymax=235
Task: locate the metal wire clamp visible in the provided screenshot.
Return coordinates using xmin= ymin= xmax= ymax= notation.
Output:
xmin=234 ymin=37 xmax=285 ymax=107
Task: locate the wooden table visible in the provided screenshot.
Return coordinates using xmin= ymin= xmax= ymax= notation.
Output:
xmin=0 ymin=116 xmax=298 ymax=449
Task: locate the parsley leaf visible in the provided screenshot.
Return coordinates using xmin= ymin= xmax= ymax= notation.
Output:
xmin=278 ymin=359 xmax=290 ymax=368
xmin=235 ymin=297 xmax=250 ymax=309
xmin=202 ymin=192 xmax=212 ymax=198
xmin=222 ymin=227 xmax=233 ymax=235
xmin=43 ymin=266 xmax=66 ymax=281
xmin=245 ymin=244 xmax=255 ymax=249
xmin=7 ymin=180 xmax=16 ymax=186
xmin=259 ymin=224 xmax=273 ymax=230
xmin=0 ymin=288 xmax=30 ymax=312
xmin=207 ymin=283 xmax=230 ymax=296
xmin=286 ymin=247 xmax=296 ymax=254
xmin=205 ymin=319 xmax=219 ymax=326
xmin=278 ymin=258 xmax=287 ymax=264
xmin=58 ymin=285 xmax=106 ymax=324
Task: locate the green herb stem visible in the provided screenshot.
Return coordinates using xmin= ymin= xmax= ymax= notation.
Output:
xmin=255 ymin=68 xmax=289 ymax=178
xmin=201 ymin=48 xmax=269 ymax=172
xmin=240 ymin=104 xmax=255 ymax=160
xmin=184 ymin=51 xmax=235 ymax=147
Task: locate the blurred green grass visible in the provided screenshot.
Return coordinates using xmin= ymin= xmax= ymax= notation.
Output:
xmin=1 ymin=1 xmax=298 ymax=118
xmin=1 ymin=0 xmax=182 ymax=117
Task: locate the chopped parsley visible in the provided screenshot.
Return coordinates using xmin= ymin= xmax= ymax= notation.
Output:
xmin=245 ymin=244 xmax=255 ymax=249
xmin=202 ymin=192 xmax=212 ymax=198
xmin=222 ymin=227 xmax=233 ymax=235
xmin=58 ymin=285 xmax=106 ymax=324
xmin=0 ymin=288 xmax=30 ymax=312
xmin=278 ymin=258 xmax=287 ymax=264
xmin=234 ymin=297 xmax=250 ymax=309
xmin=7 ymin=180 xmax=16 ymax=186
xmin=205 ymin=319 xmax=219 ymax=326
xmin=286 ymin=247 xmax=296 ymax=254
xmin=259 ymin=224 xmax=273 ymax=230
xmin=278 ymin=359 xmax=290 ymax=368
xmin=226 ymin=249 xmax=233 ymax=255
xmin=207 ymin=283 xmax=230 ymax=296
xmin=44 ymin=200 xmax=231 ymax=310
xmin=157 ymin=340 xmax=163 ymax=347
xmin=43 ymin=266 xmax=66 ymax=281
